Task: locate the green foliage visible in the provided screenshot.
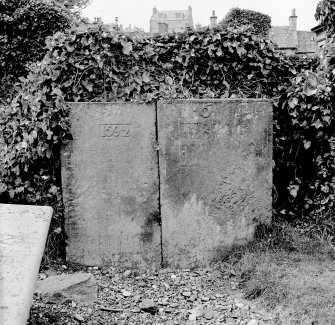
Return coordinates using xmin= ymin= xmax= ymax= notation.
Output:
xmin=274 ymin=70 xmax=334 ymax=220
xmin=220 ymin=7 xmax=272 ymax=38
xmin=56 ymin=0 xmax=91 ymax=9
xmin=315 ymin=1 xmax=335 ymax=87
xmin=16 ymin=25 xmax=297 ymax=103
xmin=315 ymin=0 xmax=335 ymax=36
xmin=0 ymin=0 xmax=73 ymax=103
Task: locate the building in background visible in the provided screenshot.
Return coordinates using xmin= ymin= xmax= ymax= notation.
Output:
xmin=123 ymin=24 xmax=145 ymax=33
xmin=311 ymin=25 xmax=327 ymax=50
xmin=150 ymin=6 xmax=194 ymax=33
xmin=92 ymin=17 xmax=103 ymax=24
xmin=269 ymin=9 xmax=316 ymax=56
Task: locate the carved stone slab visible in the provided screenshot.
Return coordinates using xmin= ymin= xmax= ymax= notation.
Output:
xmin=0 ymin=204 xmax=53 ymax=325
xmin=61 ymin=103 xmax=160 ymax=268
xmin=158 ymin=100 xmax=273 ymax=268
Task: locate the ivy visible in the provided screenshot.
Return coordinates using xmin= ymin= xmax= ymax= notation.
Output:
xmin=0 ymin=0 xmax=74 ymax=103
xmin=315 ymin=0 xmax=335 ymax=36
xmin=16 ymin=25 xmax=299 ymax=103
xmin=274 ymin=71 xmax=334 ymax=220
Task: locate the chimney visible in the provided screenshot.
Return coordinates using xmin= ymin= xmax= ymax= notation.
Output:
xmin=115 ymin=17 xmax=119 ymax=30
xmin=210 ymin=10 xmax=217 ymax=27
xmin=289 ymin=8 xmax=297 ymax=31
xmin=153 ymin=6 xmax=157 ymax=14
xmin=188 ymin=5 xmax=192 ymax=15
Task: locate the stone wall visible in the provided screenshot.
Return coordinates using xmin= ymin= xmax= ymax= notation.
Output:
xmin=62 ymin=100 xmax=273 ymax=268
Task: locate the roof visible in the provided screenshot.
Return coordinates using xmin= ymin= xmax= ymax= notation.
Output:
xmin=311 ymin=25 xmax=324 ymax=33
xmin=269 ymin=26 xmax=297 ymax=49
xmin=269 ymin=26 xmax=315 ymax=53
xmin=297 ymin=31 xmax=316 ymax=53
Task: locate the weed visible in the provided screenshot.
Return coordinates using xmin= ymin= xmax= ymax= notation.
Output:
xmin=223 ymin=222 xmax=335 ymax=324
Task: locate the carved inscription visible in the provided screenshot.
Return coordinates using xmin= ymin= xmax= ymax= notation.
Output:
xmin=100 ymin=123 xmax=131 ymax=139
xmin=178 ymin=120 xmax=216 ymax=168
xmin=199 ymin=104 xmax=213 ymax=118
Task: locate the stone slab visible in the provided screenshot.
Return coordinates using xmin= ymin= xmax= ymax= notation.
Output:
xmin=158 ymin=99 xmax=273 ymax=268
xmin=0 ymin=204 xmax=53 ymax=325
xmin=35 ymin=272 xmax=97 ymax=305
xmin=61 ymin=102 xmax=160 ymax=268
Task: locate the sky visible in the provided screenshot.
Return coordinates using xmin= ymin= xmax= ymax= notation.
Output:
xmin=81 ymin=0 xmax=320 ymax=32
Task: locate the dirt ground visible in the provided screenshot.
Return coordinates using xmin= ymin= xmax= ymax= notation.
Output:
xmin=28 ymin=225 xmax=335 ymax=325
xmin=28 ymin=263 xmax=273 ymax=325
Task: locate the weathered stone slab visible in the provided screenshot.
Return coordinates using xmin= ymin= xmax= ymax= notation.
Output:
xmin=61 ymin=102 xmax=160 ymax=268
xmin=35 ymin=273 xmax=97 ymax=305
xmin=0 ymin=204 xmax=53 ymax=325
xmin=158 ymin=99 xmax=272 ymax=268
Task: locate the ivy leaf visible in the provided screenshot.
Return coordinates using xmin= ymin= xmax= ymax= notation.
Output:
xmin=49 ymin=185 xmax=58 ymax=195
xmin=303 ymin=86 xmax=318 ymax=96
xmin=53 ymin=227 xmax=62 ymax=234
xmin=82 ymin=79 xmax=93 ymax=92
xmin=52 ymin=88 xmax=63 ymax=97
xmin=288 ymin=97 xmax=298 ymax=108
xmin=21 ymin=141 xmax=28 ymax=149
xmin=288 ymin=184 xmax=299 ymax=198
xmin=9 ymin=189 xmax=15 ymax=199
xmin=303 ymin=140 xmax=311 ymax=149
xmin=165 ymin=76 xmax=173 ymax=85
xmin=322 ymin=115 xmax=331 ymax=124
xmin=0 ymin=183 xmax=7 ymax=193
xmin=142 ymin=72 xmax=150 ymax=83
xmin=312 ymin=119 xmax=323 ymax=129
xmin=122 ymin=42 xmax=133 ymax=55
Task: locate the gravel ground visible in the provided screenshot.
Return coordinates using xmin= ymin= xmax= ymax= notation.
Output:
xmin=28 ymin=263 xmax=274 ymax=325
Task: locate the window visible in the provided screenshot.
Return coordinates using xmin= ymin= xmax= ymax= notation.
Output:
xmin=158 ymin=13 xmax=166 ymax=19
xmin=175 ymin=13 xmax=185 ymax=18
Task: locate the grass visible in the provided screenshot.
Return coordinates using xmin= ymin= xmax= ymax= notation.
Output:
xmin=223 ymin=220 xmax=335 ymax=325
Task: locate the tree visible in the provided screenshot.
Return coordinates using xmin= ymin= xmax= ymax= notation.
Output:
xmin=0 ymin=0 xmax=73 ymax=102
xmin=56 ymin=0 xmax=91 ymax=10
xmin=220 ymin=7 xmax=271 ymax=38
xmin=315 ymin=0 xmax=335 ymax=36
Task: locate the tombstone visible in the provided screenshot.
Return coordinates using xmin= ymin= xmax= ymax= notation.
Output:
xmin=0 ymin=204 xmax=53 ymax=325
xmin=61 ymin=102 xmax=161 ymax=267
xmin=158 ymin=99 xmax=272 ymax=268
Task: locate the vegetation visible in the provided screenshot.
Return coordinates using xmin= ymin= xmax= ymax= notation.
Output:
xmin=219 ymin=7 xmax=272 ymax=37
xmin=228 ymin=4 xmax=335 ymax=321
xmin=224 ymin=222 xmax=335 ymax=324
xmin=275 ymin=0 xmax=334 ymax=235
xmin=56 ymin=0 xmax=91 ymax=9
xmin=0 ymin=2 xmax=333 ymax=323
xmin=0 ymin=2 xmax=333 ymax=259
xmin=0 ymin=0 xmax=74 ymax=103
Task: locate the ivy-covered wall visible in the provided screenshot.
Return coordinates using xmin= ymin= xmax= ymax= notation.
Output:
xmin=0 ymin=24 xmax=332 ymax=258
